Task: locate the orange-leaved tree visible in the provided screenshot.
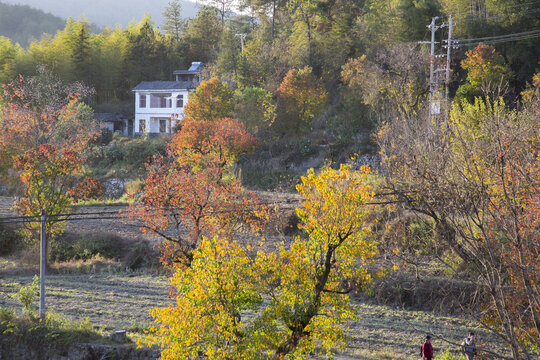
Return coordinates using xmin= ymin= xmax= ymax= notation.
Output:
xmin=128 ymin=116 xmax=264 ymax=267
xmin=0 ymin=68 xmax=97 ymax=240
xmin=274 ymin=66 xmax=327 ymax=134
xmin=456 ymin=44 xmax=513 ymax=100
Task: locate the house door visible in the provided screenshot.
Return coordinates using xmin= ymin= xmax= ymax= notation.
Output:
xmin=128 ymin=119 xmax=134 ymax=137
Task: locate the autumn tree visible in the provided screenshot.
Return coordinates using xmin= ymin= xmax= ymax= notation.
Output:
xmin=342 ymin=43 xmax=429 ymax=122
xmin=265 ymin=164 xmax=377 ymax=357
xmin=377 ymin=87 xmax=539 ymax=358
xmin=274 ymin=66 xmax=327 ymax=134
xmin=183 ymin=77 xmax=235 ymax=122
xmin=456 ymin=44 xmax=513 ymax=101
xmin=0 ymin=68 xmax=98 ymax=240
xmin=143 ymin=164 xmax=377 ymax=358
xmin=128 ymin=117 xmax=261 ymax=267
xmin=13 ymin=145 xmax=82 ymax=239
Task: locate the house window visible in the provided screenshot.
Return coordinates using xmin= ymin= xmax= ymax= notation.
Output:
xmin=139 ymin=119 xmax=146 ymax=133
xmin=159 ymin=119 xmax=167 ymax=133
xmin=139 ymin=94 xmax=146 ymax=108
xmin=176 ymin=95 xmax=184 ymax=108
xmin=149 ymin=93 xmax=172 ymax=108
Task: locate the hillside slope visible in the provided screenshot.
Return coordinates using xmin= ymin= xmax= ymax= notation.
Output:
xmin=0 ymin=0 xmax=198 ymax=29
xmin=0 ymin=2 xmax=65 ymax=46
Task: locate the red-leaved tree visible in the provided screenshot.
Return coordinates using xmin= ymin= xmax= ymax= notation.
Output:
xmin=128 ymin=116 xmax=265 ymax=268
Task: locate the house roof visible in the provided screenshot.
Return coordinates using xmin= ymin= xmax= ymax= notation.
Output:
xmin=173 ymin=61 xmax=203 ymax=75
xmin=94 ymin=112 xmax=124 ymax=122
xmin=132 ymin=81 xmax=194 ymax=91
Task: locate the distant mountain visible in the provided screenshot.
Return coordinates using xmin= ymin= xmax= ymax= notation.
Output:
xmin=0 ymin=0 xmax=199 ymax=29
xmin=0 ymin=2 xmax=65 ymax=46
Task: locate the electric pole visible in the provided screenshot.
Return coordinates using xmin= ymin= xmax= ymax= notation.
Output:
xmin=235 ymin=33 xmax=247 ymax=52
xmin=443 ymin=15 xmax=455 ymax=102
xmin=40 ymin=209 xmax=46 ymax=319
xmin=423 ymin=16 xmax=455 ymax=120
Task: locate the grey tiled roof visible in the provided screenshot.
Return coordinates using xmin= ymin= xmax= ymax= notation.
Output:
xmin=132 ymin=81 xmax=193 ymax=91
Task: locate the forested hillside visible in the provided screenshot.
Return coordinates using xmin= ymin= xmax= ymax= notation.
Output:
xmin=0 ymin=2 xmax=65 ymax=47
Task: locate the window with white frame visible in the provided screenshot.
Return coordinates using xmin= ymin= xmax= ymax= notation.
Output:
xmin=139 ymin=119 xmax=146 ymax=133
xmin=176 ymin=94 xmax=184 ymax=108
xmin=149 ymin=93 xmax=172 ymax=108
xmin=139 ymin=94 xmax=146 ymax=108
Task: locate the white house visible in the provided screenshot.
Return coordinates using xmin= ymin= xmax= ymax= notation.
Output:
xmin=132 ymin=62 xmax=203 ymax=136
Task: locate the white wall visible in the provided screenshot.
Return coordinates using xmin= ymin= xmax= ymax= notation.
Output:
xmin=134 ymin=90 xmax=189 ymax=134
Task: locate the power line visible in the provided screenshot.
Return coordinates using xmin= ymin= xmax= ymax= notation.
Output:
xmin=448 ymin=29 xmax=540 ymax=44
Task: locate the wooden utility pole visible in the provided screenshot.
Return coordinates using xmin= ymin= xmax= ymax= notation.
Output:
xmin=39 ymin=209 xmax=46 ymax=319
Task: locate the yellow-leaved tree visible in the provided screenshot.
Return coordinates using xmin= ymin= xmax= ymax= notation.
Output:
xmin=142 ymin=164 xmax=377 ymax=359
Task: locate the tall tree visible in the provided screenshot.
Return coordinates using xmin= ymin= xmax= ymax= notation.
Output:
xmin=377 ymin=89 xmax=540 ymax=359
xmin=198 ymin=0 xmax=236 ymax=25
xmin=0 ymin=68 xmax=97 ymax=240
xmin=183 ymin=6 xmax=222 ymax=64
xmin=142 ymin=164 xmax=378 ymax=359
xmin=163 ymin=0 xmax=184 ymax=44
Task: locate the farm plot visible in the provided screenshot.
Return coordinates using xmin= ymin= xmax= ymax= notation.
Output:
xmin=0 ymin=272 xmax=509 ymax=360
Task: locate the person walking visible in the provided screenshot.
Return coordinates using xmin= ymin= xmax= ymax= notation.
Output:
xmin=461 ymin=332 xmax=477 ymax=360
xmin=422 ymin=335 xmax=434 ymax=360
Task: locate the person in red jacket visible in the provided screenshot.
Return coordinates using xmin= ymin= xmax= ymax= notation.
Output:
xmin=422 ymin=335 xmax=434 ymax=360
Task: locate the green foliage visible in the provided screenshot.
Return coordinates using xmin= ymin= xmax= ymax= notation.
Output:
xmin=87 ymin=136 xmax=168 ymax=177
xmin=0 ymin=307 xmax=102 ymax=354
xmin=235 ymin=87 xmax=276 ymax=132
xmin=0 ymin=223 xmax=23 ymax=256
xmin=49 ymin=232 xmax=125 ymax=263
xmin=438 ymin=350 xmax=466 ymax=360
xmin=16 ymin=275 xmax=39 ymax=314
xmin=183 ymin=6 xmax=222 ymax=64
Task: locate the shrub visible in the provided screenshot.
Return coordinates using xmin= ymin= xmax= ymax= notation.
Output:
xmin=69 ymin=176 xmax=104 ymax=202
xmin=0 ymin=223 xmax=23 ymax=255
xmin=16 ymin=275 xmax=39 ymax=313
xmin=49 ymin=232 xmax=124 ymax=262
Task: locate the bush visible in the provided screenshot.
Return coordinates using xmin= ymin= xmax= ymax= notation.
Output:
xmin=49 ymin=232 xmax=124 ymax=262
xmin=0 ymin=224 xmax=23 ymax=255
xmin=16 ymin=275 xmax=39 ymax=313
xmin=87 ymin=136 xmax=169 ymax=178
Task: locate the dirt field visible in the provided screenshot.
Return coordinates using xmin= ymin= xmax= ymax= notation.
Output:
xmin=0 ymin=271 xmax=510 ymax=360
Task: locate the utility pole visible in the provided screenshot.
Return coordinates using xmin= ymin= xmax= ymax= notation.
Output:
xmin=427 ymin=17 xmax=441 ymax=119
xmin=444 ymin=15 xmax=454 ymax=102
xmin=39 ymin=209 xmax=46 ymax=319
xmin=235 ymin=33 xmax=247 ymax=52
